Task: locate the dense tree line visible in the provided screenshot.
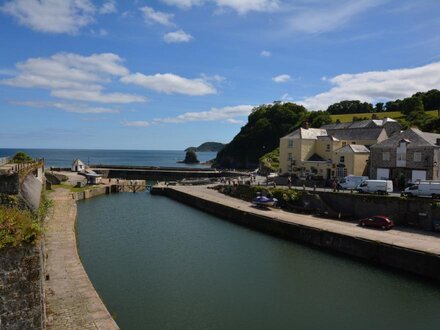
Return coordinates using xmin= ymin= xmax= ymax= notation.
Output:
xmin=326 ymin=89 xmax=440 ymax=115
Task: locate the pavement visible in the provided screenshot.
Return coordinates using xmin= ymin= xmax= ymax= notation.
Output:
xmin=44 ymin=188 xmax=119 ymax=329
xmin=165 ymin=184 xmax=440 ymax=255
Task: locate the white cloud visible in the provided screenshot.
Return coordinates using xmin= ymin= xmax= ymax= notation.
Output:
xmin=299 ymin=61 xmax=440 ymax=110
xmin=226 ymin=118 xmax=245 ymax=124
xmin=288 ymin=0 xmax=382 ymax=34
xmin=123 ymin=104 xmax=253 ymax=127
xmin=154 ymin=105 xmax=254 ymax=123
xmin=1 ymin=0 xmax=96 ymax=34
xmin=51 ymin=90 xmax=146 ymax=104
xmin=215 ymin=0 xmax=279 ymax=14
xmin=99 ymin=0 xmax=116 ymax=14
xmin=121 ymin=73 xmax=216 ymax=96
xmin=1 ymin=52 xmax=146 ymax=104
xmin=140 ymin=6 xmax=174 ymax=26
xmin=272 ymin=74 xmax=291 ymax=83
xmin=13 ymin=100 xmax=119 ymax=114
xmin=161 ymin=0 xmax=204 ymax=9
xmin=161 ymin=0 xmax=279 ymax=13
xmin=163 ymin=29 xmax=193 ymax=43
xmin=260 ymin=50 xmax=271 ymax=57
xmin=122 ymin=120 xmax=150 ymax=127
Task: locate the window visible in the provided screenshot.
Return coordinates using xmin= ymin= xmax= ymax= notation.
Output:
xmin=326 ymin=144 xmax=330 ymax=151
xmin=336 ymin=167 xmax=347 ymax=178
xmin=414 ymin=152 xmax=422 ymax=162
xmin=342 ymin=141 xmax=347 ymax=147
xmin=382 ymin=152 xmax=390 ymax=161
xmin=340 ymin=156 xmax=345 ymax=163
xmin=288 ymin=153 xmax=292 ymax=160
xmin=352 ymin=141 xmax=356 ymax=144
xmin=288 ymin=139 xmax=293 ymax=148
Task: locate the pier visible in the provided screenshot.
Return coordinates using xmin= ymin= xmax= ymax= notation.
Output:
xmin=151 ymin=184 xmax=440 ymax=280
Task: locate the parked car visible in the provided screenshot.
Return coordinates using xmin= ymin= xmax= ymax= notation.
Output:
xmin=356 ymin=180 xmax=393 ymax=194
xmin=359 ymin=216 xmax=394 ymax=230
xmin=403 ymin=181 xmax=440 ymax=198
xmin=338 ymin=175 xmax=368 ymax=190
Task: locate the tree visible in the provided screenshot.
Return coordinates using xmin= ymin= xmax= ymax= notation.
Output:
xmin=401 ymin=96 xmax=424 ymax=116
xmin=183 ymin=150 xmax=199 ymax=164
xmin=12 ymin=152 xmax=33 ymax=163
xmin=308 ymin=110 xmax=331 ymax=128
xmin=326 ymin=100 xmax=373 ymax=114
xmin=375 ymin=102 xmax=384 ymax=112
xmin=214 ymin=102 xmax=308 ymax=168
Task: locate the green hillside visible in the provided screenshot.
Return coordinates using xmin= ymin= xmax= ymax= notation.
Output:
xmin=330 ymin=110 xmax=439 ymax=123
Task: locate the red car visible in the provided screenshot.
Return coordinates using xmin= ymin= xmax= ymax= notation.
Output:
xmin=359 ymin=216 xmax=394 ymax=230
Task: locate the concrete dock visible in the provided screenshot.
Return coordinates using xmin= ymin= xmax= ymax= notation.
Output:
xmin=152 ymin=184 xmax=440 ymax=280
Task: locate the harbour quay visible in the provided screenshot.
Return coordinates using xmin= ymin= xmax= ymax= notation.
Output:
xmin=151 ymin=184 xmax=440 ymax=281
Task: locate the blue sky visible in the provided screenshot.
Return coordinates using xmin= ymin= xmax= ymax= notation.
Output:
xmin=0 ymin=0 xmax=439 ymax=150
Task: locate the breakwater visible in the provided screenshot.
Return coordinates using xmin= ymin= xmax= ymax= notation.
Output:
xmin=151 ymin=185 xmax=440 ymax=281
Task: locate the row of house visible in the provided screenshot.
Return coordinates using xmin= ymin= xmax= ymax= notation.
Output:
xmin=279 ymin=118 xmax=440 ymax=184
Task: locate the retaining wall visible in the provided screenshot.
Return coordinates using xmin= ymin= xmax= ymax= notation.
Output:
xmin=0 ymin=243 xmax=45 ymax=330
xmin=151 ymin=187 xmax=440 ymax=281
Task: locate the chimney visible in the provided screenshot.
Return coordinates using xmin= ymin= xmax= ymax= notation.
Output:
xmin=303 ymin=121 xmax=309 ymax=129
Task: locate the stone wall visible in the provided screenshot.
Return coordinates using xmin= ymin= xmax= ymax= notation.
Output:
xmin=0 ymin=243 xmax=44 ymax=330
xmin=313 ymin=192 xmax=439 ymax=230
xmin=0 ymin=173 xmax=20 ymax=195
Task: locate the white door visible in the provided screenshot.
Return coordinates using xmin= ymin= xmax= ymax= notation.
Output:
xmin=377 ymin=168 xmax=390 ymax=180
xmin=411 ymin=170 xmax=426 ymax=183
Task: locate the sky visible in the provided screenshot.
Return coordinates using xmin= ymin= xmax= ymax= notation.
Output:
xmin=0 ymin=0 xmax=439 ymax=150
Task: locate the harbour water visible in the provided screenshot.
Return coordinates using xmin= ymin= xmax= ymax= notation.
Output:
xmin=0 ymin=148 xmax=216 ymax=168
xmin=77 ymin=192 xmax=440 ymax=330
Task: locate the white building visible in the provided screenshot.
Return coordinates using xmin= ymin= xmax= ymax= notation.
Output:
xmin=71 ymin=159 xmax=86 ymax=172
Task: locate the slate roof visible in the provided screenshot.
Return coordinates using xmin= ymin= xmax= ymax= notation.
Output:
xmin=336 ymin=144 xmax=370 ymax=153
xmin=327 ymin=127 xmax=386 ymax=141
xmin=370 ymin=128 xmax=440 ymax=149
xmin=283 ymin=128 xmax=327 ymax=140
xmin=321 ymin=118 xmax=397 ymax=130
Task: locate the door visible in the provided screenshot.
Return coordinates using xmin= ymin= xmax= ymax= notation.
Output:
xmin=411 ymin=170 xmax=426 ymax=183
xmin=377 ymin=168 xmax=390 ymax=180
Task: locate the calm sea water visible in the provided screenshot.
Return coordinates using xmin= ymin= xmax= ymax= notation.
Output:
xmin=0 ymin=148 xmax=216 ymax=168
xmin=77 ymin=193 xmax=440 ymax=330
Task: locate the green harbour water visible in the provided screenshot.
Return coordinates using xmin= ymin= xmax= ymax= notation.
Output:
xmin=77 ymin=192 xmax=440 ymax=330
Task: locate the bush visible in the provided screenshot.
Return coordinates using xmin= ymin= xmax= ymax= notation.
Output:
xmin=0 ymin=206 xmax=42 ymax=248
xmin=12 ymin=152 xmax=33 ymax=163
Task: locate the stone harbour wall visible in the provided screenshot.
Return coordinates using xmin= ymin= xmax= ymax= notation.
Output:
xmin=0 ymin=243 xmax=44 ymax=330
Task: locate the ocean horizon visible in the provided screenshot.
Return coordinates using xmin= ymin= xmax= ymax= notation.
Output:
xmin=0 ymin=148 xmax=217 ymax=169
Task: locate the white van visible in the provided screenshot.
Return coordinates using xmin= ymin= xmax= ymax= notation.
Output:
xmin=338 ymin=175 xmax=368 ymax=190
xmin=404 ymin=181 xmax=440 ymax=198
xmin=356 ymin=180 xmax=393 ymax=194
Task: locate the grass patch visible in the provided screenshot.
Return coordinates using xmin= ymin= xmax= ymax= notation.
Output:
xmin=51 ymin=183 xmax=100 ymax=193
xmin=330 ymin=110 xmax=438 ymax=123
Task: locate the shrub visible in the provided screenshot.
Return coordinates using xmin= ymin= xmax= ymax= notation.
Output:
xmin=12 ymin=152 xmax=33 ymax=163
xmin=0 ymin=206 xmax=42 ymax=248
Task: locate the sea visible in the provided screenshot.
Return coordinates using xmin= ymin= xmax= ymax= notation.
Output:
xmin=0 ymin=148 xmax=217 ymax=169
